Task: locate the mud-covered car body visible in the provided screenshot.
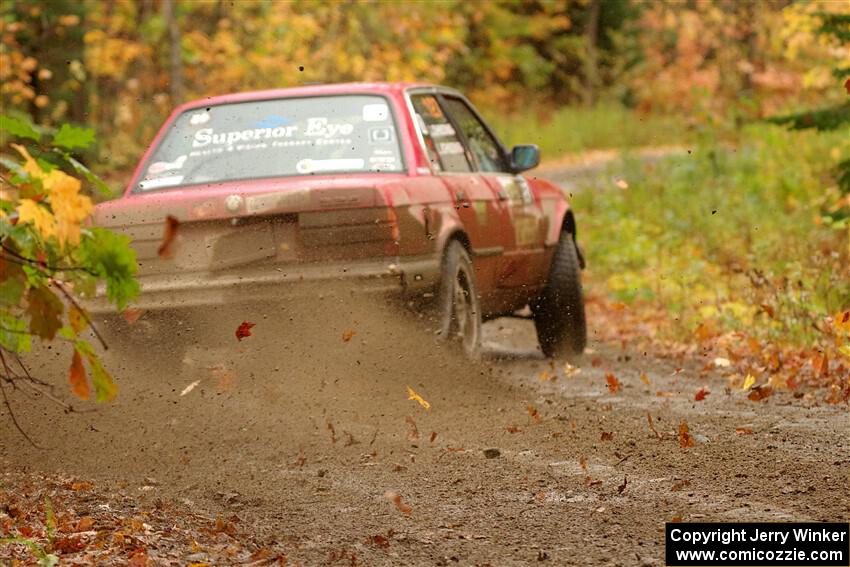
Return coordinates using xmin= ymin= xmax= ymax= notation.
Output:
xmin=92 ymin=83 xmax=582 ymax=320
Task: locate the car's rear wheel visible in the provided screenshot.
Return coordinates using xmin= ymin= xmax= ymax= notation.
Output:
xmin=533 ymin=231 xmax=586 ymax=358
xmin=437 ymin=241 xmax=482 ymax=358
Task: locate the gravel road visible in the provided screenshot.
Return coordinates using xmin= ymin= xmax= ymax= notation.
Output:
xmin=2 ymin=293 xmax=848 ymax=566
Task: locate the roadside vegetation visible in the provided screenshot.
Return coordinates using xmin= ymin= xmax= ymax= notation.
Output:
xmin=485 ymin=103 xmax=693 ymax=158
xmin=574 ymin=123 xmax=849 ymax=397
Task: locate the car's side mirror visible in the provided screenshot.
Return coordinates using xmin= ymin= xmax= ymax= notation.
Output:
xmin=511 ymin=144 xmax=540 ymax=173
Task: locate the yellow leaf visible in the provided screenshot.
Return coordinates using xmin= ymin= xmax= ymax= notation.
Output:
xmin=406 ymin=386 xmax=430 ymax=410
xmin=16 ymin=199 xmax=56 ymax=240
xmin=639 ymin=373 xmax=650 ymax=386
xmin=11 ymin=143 xmax=92 ymax=246
xmin=741 ymin=373 xmax=755 ymax=391
xmin=538 ymin=370 xmax=551 ymax=381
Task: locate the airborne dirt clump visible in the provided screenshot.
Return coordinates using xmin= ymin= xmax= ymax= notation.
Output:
xmin=2 ymin=296 xmax=849 ymax=566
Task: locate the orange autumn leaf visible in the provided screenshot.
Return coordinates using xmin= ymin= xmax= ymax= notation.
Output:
xmin=601 ymin=431 xmax=613 ymax=441
xmin=694 ymin=388 xmax=710 ymax=401
xmin=384 ymin=491 xmax=412 ymax=515
xmin=735 ymin=427 xmax=754 ymax=435
xmin=678 ymin=421 xmax=695 ymax=448
xmin=506 ymin=425 xmax=521 ymax=433
xmin=747 ymin=385 xmax=773 ymax=402
xmin=122 ymin=308 xmax=144 ymax=324
xmin=341 ymin=329 xmax=357 ymax=342
xmin=69 ymin=350 xmax=89 ymax=400
xmin=157 ymin=215 xmax=180 ymax=259
xmin=605 ymin=373 xmax=620 ymax=393
xmin=811 ymin=352 xmax=829 ymax=377
xmin=430 ymin=431 xmax=437 ymax=443
xmin=526 ymin=404 xmax=541 ymax=422
xmin=639 ymin=373 xmax=650 ymax=386
xmin=235 ymin=321 xmax=255 ymax=341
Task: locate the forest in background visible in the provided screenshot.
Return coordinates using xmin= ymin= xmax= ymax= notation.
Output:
xmin=1 ymin=0 xmax=849 ymax=396
xmin=1 ymin=0 xmax=848 ymax=177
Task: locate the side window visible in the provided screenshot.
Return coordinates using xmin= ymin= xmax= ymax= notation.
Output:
xmin=441 ymin=97 xmax=507 ymax=173
xmin=410 ymin=94 xmax=471 ymax=173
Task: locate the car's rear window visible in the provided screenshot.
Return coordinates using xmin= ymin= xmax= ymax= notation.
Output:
xmin=136 ymin=94 xmax=403 ymax=191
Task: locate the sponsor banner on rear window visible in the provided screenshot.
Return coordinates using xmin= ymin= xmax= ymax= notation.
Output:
xmin=136 ymin=95 xmax=403 ymax=191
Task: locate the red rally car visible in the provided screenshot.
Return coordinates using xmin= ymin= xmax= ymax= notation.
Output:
xmin=93 ymin=82 xmax=587 ymax=358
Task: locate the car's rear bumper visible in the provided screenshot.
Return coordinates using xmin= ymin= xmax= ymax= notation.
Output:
xmin=84 ymin=255 xmax=441 ymax=313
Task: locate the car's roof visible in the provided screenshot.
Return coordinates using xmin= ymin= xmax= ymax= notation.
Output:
xmin=177 ymin=82 xmax=446 ymax=112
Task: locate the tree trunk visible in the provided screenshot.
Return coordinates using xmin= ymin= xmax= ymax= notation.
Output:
xmin=162 ymin=0 xmax=184 ymax=103
xmin=583 ymin=0 xmax=601 ymax=107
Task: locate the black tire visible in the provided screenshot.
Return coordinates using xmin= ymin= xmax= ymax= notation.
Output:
xmin=533 ymin=232 xmax=586 ymax=358
xmin=436 ymin=241 xmax=482 ymax=358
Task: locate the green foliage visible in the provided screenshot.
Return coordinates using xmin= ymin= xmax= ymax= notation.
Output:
xmin=484 ymin=103 xmax=693 ymax=158
xmin=1 ymin=114 xmax=139 ymax=403
xmin=52 ymin=123 xmax=96 ymax=150
xmin=575 ymin=124 xmax=850 ymax=346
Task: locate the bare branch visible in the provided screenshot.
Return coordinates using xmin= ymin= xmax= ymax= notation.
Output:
xmin=0 ymin=349 xmax=43 ymax=449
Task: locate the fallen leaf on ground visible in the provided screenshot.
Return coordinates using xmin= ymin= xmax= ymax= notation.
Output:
xmin=384 ymin=491 xmax=412 ymax=514
xmin=123 ymin=308 xmax=144 ymax=324
xmin=741 ymin=373 xmax=756 ymax=390
xmin=538 ymin=370 xmax=552 ymax=381
xmin=341 ymin=329 xmax=357 ymax=342
xmin=157 ymin=215 xmax=180 ymax=259
xmin=429 ymin=431 xmax=437 ymax=443
xmin=506 ymin=425 xmax=521 ymax=433
xmin=606 ymin=373 xmax=620 ymax=393
xmin=713 ymin=357 xmax=731 ymax=367
xmin=735 ymin=427 xmax=754 ymax=435
xmin=235 ymin=321 xmax=255 ymax=341
xmin=601 ymin=431 xmax=613 ymax=441
xmin=811 ymin=352 xmax=829 ymax=377
xmin=695 ymin=388 xmax=710 ymax=401
xmin=678 ymin=421 xmax=696 ymax=448
xmin=617 ymin=476 xmax=628 ymax=494
xmin=526 ymin=404 xmax=541 ymax=422
xmin=639 ymin=373 xmax=650 ymax=385
xmin=365 ymin=534 xmax=390 ymax=548
xmin=180 ymin=380 xmax=200 ymax=396
xmin=747 ymin=386 xmax=773 ymax=402
xmin=406 ymin=386 xmax=430 ymax=410
xmin=579 ymin=455 xmax=588 ymax=471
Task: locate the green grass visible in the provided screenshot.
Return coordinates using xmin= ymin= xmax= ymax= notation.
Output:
xmin=572 ymin=123 xmax=850 ymax=346
xmin=482 ymin=103 xmax=694 ymax=159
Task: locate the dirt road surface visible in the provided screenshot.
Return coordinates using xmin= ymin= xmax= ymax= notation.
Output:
xmin=2 ymin=293 xmax=848 ymax=566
